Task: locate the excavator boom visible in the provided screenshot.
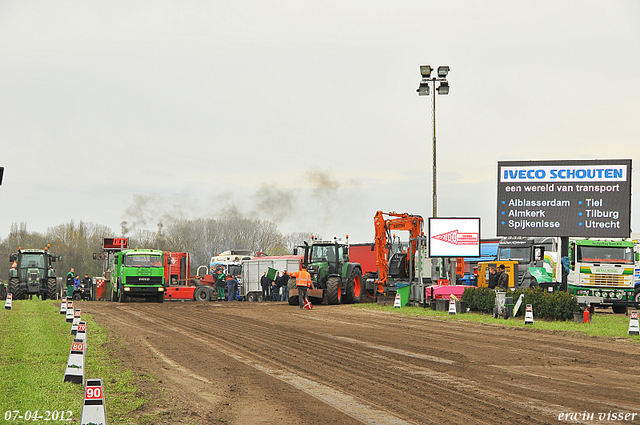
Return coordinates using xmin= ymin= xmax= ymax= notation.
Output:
xmin=373 ymin=211 xmax=424 ymax=294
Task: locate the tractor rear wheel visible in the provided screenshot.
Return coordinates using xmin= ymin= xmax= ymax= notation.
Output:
xmin=0 ymin=285 xmax=6 ymax=300
xmin=8 ymin=277 xmax=23 ymax=300
xmin=194 ymin=286 xmax=211 ymax=302
xmin=47 ymin=278 xmax=58 ymax=300
xmin=288 ymin=278 xmax=298 ymax=306
xmin=326 ymin=276 xmax=341 ymax=305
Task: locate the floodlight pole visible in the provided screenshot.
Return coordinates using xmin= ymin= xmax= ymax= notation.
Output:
xmin=417 ymin=66 xmax=449 ymax=219
xmin=432 ymin=87 xmax=437 ymax=218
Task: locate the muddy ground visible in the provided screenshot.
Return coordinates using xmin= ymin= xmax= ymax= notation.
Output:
xmin=78 ymin=300 xmax=640 ymax=424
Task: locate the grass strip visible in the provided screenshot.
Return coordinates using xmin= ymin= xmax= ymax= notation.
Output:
xmin=352 ymin=303 xmax=640 ymax=340
xmin=0 ymin=300 xmax=146 ymax=424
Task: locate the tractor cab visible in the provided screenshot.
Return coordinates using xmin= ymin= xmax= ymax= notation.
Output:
xmin=304 ymin=239 xmax=348 ymax=287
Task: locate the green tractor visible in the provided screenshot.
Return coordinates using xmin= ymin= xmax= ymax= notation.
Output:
xmin=8 ymin=245 xmax=60 ymax=300
xmin=289 ymin=238 xmax=363 ymax=305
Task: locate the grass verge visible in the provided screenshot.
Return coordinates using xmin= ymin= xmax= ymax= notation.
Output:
xmin=0 ymin=300 xmax=148 ymax=424
xmin=352 ymin=303 xmax=640 ymax=341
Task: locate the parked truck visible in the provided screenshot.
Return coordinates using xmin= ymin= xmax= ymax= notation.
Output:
xmin=8 ymin=245 xmax=59 ymax=300
xmin=110 ymin=249 xmax=167 ymax=303
xmin=241 ymin=255 xmax=302 ymax=302
xmin=477 ymin=237 xmax=553 ymax=289
xmin=566 ymin=239 xmax=638 ymax=312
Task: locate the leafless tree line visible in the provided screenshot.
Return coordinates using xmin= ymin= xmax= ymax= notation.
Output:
xmin=0 ymin=218 xmax=317 ymax=281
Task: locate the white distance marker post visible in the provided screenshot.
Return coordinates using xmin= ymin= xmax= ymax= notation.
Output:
xmin=80 ymin=379 xmax=107 ymax=425
xmin=63 ymin=340 xmax=85 ymax=384
xmin=65 ymin=302 xmax=74 ymax=322
xmin=448 ymin=298 xmax=457 ymax=315
xmin=524 ymin=304 xmax=534 ymax=325
xmin=60 ymin=297 xmax=67 ymax=314
xmin=4 ymin=293 xmax=12 ymax=310
xmin=71 ymin=310 xmax=82 ymax=335
xmin=393 ymin=293 xmax=402 ymax=308
xmin=76 ymin=322 xmax=87 ymax=342
xmin=628 ymin=311 xmax=639 ymax=336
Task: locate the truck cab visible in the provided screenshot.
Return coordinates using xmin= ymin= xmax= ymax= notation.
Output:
xmin=111 ymin=249 xmax=167 ymax=303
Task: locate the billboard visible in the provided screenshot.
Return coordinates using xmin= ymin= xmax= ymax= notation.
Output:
xmin=497 ymin=159 xmax=632 ymax=237
xmin=428 ymin=217 xmax=481 ymax=257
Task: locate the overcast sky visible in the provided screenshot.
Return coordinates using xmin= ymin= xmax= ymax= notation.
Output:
xmin=1 ymin=1 xmax=639 ymax=244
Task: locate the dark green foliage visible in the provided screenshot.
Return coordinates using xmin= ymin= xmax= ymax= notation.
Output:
xmin=462 ymin=287 xmax=580 ymax=321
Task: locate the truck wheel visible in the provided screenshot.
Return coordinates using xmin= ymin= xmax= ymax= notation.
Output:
xmin=194 ymin=286 xmax=211 ymax=302
xmin=288 ymin=278 xmax=298 ymax=306
xmin=47 ymin=278 xmax=58 ymax=300
xmin=612 ymin=304 xmax=627 ymax=314
xmin=634 ymin=289 xmax=640 ymax=309
xmin=156 ymin=292 xmax=165 ymax=303
xmin=118 ymin=288 xmax=126 ymax=303
xmin=8 ymin=277 xmax=24 ymax=300
xmin=246 ymin=292 xmax=257 ymax=302
xmin=326 ymin=276 xmax=341 ymax=305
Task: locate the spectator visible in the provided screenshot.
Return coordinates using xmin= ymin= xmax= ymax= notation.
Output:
xmin=278 ymin=271 xmax=290 ymax=302
xmin=260 ymin=271 xmax=271 ymax=302
xmin=226 ymin=274 xmax=238 ymax=301
xmin=271 ymin=272 xmax=280 ymax=301
xmin=497 ymin=264 xmax=509 ymax=289
xmin=66 ymin=268 xmax=75 ymax=298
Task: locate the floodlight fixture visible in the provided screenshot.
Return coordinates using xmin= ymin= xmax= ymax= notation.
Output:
xmin=437 ymin=81 xmax=449 ymax=95
xmin=417 ymin=81 xmax=430 ymax=96
xmin=420 ymin=65 xmax=432 ymax=78
xmin=437 ymin=66 xmax=450 ymax=78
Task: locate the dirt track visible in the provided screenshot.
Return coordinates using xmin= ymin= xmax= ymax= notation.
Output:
xmin=80 ymin=301 xmax=640 ymax=424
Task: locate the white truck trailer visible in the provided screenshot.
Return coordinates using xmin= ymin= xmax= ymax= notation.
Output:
xmin=241 ymin=255 xmax=302 ymax=301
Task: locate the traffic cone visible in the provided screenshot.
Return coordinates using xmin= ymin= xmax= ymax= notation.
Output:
xmin=524 ymin=304 xmax=534 ymax=325
xmin=80 ymin=378 xmax=107 ymax=425
xmin=629 ymin=311 xmax=639 ymax=336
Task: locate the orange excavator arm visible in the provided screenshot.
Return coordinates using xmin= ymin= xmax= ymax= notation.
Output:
xmin=373 ymin=211 xmax=424 ymax=294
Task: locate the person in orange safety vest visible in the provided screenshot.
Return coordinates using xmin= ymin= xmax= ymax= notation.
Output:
xmin=288 ymin=265 xmax=313 ymax=310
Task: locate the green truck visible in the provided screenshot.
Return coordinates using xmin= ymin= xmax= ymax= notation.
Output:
xmin=566 ymin=239 xmax=638 ymax=312
xmin=111 ymin=249 xmax=167 ymax=303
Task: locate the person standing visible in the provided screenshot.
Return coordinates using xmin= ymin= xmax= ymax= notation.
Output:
xmin=226 ymin=274 xmax=238 ymax=301
xmin=278 ymin=271 xmax=289 ymax=302
xmin=497 ymin=264 xmax=509 ymax=289
xmin=488 ymin=266 xmax=498 ymax=289
xmin=66 ymin=268 xmax=75 ymax=298
xmin=260 ymin=271 xmax=271 ymax=302
xmin=271 ymin=272 xmax=280 ymax=301
xmin=215 ymin=268 xmax=226 ymax=301
xmin=288 ymin=265 xmax=312 ymax=310
xmin=82 ymin=273 xmax=93 ymax=300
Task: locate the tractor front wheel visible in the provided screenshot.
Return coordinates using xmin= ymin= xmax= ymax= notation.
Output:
xmin=47 ymin=278 xmax=58 ymax=300
xmin=326 ymin=276 xmax=341 ymax=305
xmin=8 ymin=277 xmax=23 ymax=300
